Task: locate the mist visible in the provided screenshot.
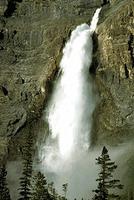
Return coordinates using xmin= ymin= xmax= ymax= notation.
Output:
xmin=7 ymin=161 xmax=22 ymax=200
xmin=6 ymin=142 xmax=134 ymax=200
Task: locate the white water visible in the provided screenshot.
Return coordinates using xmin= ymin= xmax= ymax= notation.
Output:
xmin=39 ymin=8 xmax=101 ymax=199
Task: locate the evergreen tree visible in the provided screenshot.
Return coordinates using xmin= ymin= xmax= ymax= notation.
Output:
xmin=31 ymin=171 xmax=51 ymax=200
xmin=62 ymin=183 xmax=68 ymax=199
xmin=18 ymin=134 xmax=33 ymax=200
xmin=93 ymin=146 xmax=123 ymax=200
xmin=0 ymin=165 xmax=11 ymax=200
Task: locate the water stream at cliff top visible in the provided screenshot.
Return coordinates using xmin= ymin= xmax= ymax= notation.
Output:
xmin=39 ymin=8 xmax=101 ymax=199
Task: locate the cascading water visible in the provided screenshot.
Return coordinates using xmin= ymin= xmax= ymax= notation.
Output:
xmin=39 ymin=8 xmax=101 ymax=199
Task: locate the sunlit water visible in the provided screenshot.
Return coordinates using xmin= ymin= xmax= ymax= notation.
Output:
xmin=39 ymin=8 xmax=101 ymax=199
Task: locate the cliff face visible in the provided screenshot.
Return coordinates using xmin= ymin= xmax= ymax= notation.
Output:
xmin=0 ymin=0 xmax=134 ymax=157
xmin=93 ymin=0 xmax=134 ymax=144
xmin=0 ymin=1 xmax=134 ymax=198
xmin=0 ymin=0 xmax=101 ymax=159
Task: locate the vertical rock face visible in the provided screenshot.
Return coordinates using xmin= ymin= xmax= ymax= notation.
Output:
xmin=93 ymin=0 xmax=134 ymax=144
xmin=0 ymin=1 xmax=134 ymax=196
xmin=0 ymin=0 xmax=133 ymax=153
xmin=0 ymin=0 xmax=101 ymax=158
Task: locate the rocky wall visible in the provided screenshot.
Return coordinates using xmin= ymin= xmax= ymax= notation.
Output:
xmin=0 ymin=0 xmax=101 ymax=159
xmin=92 ymin=0 xmax=134 ymax=144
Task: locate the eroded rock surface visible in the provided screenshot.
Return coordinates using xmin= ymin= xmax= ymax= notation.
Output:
xmin=0 ymin=1 xmax=134 ymax=198
xmin=93 ymin=0 xmax=134 ymax=144
xmin=0 ymin=0 xmax=101 ymax=158
xmin=0 ymin=0 xmax=134 ymax=154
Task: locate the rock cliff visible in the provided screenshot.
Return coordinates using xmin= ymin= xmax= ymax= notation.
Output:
xmin=92 ymin=0 xmax=134 ymax=145
xmin=0 ymin=0 xmax=133 ymax=155
xmin=0 ymin=0 xmax=134 ymax=198
xmin=0 ymin=0 xmax=101 ymax=159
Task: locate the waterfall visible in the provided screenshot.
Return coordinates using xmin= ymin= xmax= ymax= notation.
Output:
xmin=39 ymin=8 xmax=101 ymax=199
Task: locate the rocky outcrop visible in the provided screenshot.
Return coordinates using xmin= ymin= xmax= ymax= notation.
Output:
xmin=92 ymin=0 xmax=134 ymax=144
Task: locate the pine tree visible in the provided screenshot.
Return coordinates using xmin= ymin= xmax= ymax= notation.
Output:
xmin=0 ymin=165 xmax=11 ymax=200
xmin=62 ymin=183 xmax=68 ymax=199
xmin=93 ymin=146 xmax=123 ymax=200
xmin=31 ymin=171 xmax=51 ymax=200
xmin=18 ymin=134 xmax=33 ymax=200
